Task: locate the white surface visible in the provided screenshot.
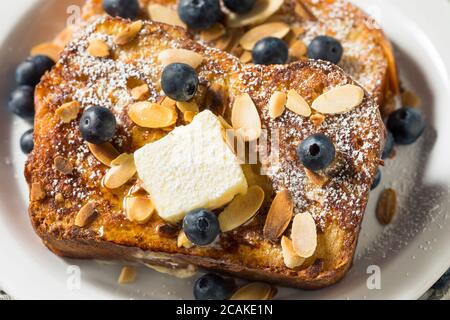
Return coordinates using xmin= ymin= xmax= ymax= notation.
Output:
xmin=135 ymin=110 xmax=247 ymax=223
xmin=0 ymin=0 xmax=449 ymax=300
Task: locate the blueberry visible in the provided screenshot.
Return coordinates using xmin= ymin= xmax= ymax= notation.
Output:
xmin=79 ymin=106 xmax=117 ymax=144
xmin=16 ymin=55 xmax=55 ymax=87
xmin=223 ymin=0 xmax=256 ymax=14
xmin=308 ymin=36 xmax=343 ymax=65
xmin=387 ymin=107 xmax=425 ymax=145
xmin=161 ymin=63 xmax=199 ymax=102
xmin=8 ymin=86 xmax=35 ymax=120
xmin=371 ymin=169 xmax=381 ymax=190
xmin=103 ymin=0 xmax=139 ymax=19
xmin=382 ymin=130 xmax=394 ymax=159
xmin=20 ymin=129 xmax=34 ymax=154
xmin=252 ymin=37 xmax=289 ymax=65
xmin=183 ymin=209 xmax=220 ymax=246
xmin=297 ymin=133 xmax=336 ymax=171
xmin=194 ymin=274 xmax=236 ymax=300
xmin=178 ymin=0 xmax=222 ymax=30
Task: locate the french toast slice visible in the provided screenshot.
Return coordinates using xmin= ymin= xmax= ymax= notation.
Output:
xmin=26 ymin=18 xmax=384 ymax=289
xmin=73 ymin=0 xmax=399 ymax=116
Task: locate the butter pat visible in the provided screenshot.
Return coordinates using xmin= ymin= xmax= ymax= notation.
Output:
xmin=134 ymin=110 xmax=248 ymax=223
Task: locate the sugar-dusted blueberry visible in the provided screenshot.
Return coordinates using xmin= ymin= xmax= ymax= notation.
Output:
xmin=308 ymin=36 xmax=343 ymax=65
xmin=79 ymin=106 xmax=117 ymax=144
xmin=183 ymin=209 xmax=220 ymax=246
xmin=178 ymin=0 xmax=222 ymax=30
xmin=252 ymin=37 xmax=289 ymax=65
xmin=16 ymin=55 xmax=55 ymax=87
xmin=297 ymin=133 xmax=336 ymax=171
xmin=161 ymin=63 xmax=199 ymax=102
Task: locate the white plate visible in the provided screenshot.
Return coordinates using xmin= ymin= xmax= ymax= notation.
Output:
xmin=0 ymin=0 xmax=449 ymax=300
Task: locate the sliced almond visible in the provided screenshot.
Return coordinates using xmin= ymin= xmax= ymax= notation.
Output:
xmin=87 ymin=39 xmax=110 ymax=58
xmin=184 ymin=111 xmax=197 ymax=123
xmin=158 ymin=49 xmax=204 ymax=69
xmin=263 ymin=189 xmax=293 ymax=241
xmin=177 ymin=231 xmax=194 ymax=249
xmin=30 ymin=183 xmax=46 ymax=201
xmin=268 ymin=91 xmax=287 ymax=119
xmin=218 ymin=116 xmax=233 ymax=130
xmin=239 ymin=51 xmax=253 ymax=63
xmin=240 ymin=22 xmax=290 ymax=50
xmin=215 ymin=33 xmax=234 ymax=51
xmin=118 ymin=266 xmax=137 ymax=284
xmin=161 ymin=96 xmax=177 ymax=109
xmin=310 ymin=113 xmax=325 ymax=127
xmin=88 ymin=142 xmax=120 ymax=167
xmin=305 ymin=168 xmax=329 ymax=187
xmin=200 ymin=24 xmax=226 ymax=42
xmin=312 ymin=85 xmax=364 ymax=115
xmin=231 ymin=93 xmax=262 ymax=142
xmin=227 ymin=0 xmax=284 ymax=28
xmin=294 ymin=2 xmax=317 ymax=21
xmin=148 ymin=4 xmax=186 ymax=28
xmin=292 ymin=26 xmax=305 ymax=36
xmin=289 ymin=39 xmax=307 ymax=59
xmin=286 ymin=89 xmax=311 ymax=117
xmin=376 ymin=188 xmax=397 ymax=225
xmin=131 ymin=84 xmax=150 ymax=101
xmin=291 ymin=212 xmax=317 ymax=258
xmin=55 ymin=101 xmax=80 ymax=123
xmin=104 ymin=153 xmax=136 ymax=189
xmin=31 ymin=42 xmax=61 ymax=62
xmin=218 ymin=186 xmax=265 ymax=232
xmin=125 ymin=196 xmax=155 ymax=224
xmin=75 ymin=201 xmax=97 ymax=228
xmin=176 ymin=101 xmax=199 ymax=113
xmin=281 ymin=236 xmax=305 ymax=269
xmin=114 ymin=20 xmax=143 ymax=45
xmin=54 ymin=156 xmax=73 ymax=175
xmin=128 ymin=102 xmax=178 ymax=129
xmin=230 ymin=283 xmax=277 ymax=300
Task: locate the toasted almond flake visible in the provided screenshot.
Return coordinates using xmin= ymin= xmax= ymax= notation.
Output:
xmin=87 ymin=39 xmax=110 ymax=58
xmin=176 ymin=101 xmax=199 ymax=113
xmin=114 ymin=20 xmax=143 ymax=45
xmin=104 ymin=154 xmax=136 ymax=189
xmin=148 ymin=4 xmax=186 ymax=28
xmin=239 ymin=51 xmax=253 ymax=63
xmin=31 ymin=183 xmax=46 ymax=201
xmin=128 ymin=102 xmax=178 ymax=129
xmin=305 ymin=168 xmax=329 ymax=187
xmin=218 ymin=186 xmax=265 ymax=232
xmin=54 ymin=156 xmax=73 ymax=175
xmin=184 ymin=111 xmax=197 ymax=123
xmin=31 ymin=42 xmax=61 ymax=62
xmin=231 ymin=93 xmax=262 ymax=142
xmin=177 ymin=231 xmax=194 ymax=249
xmin=218 ymin=116 xmax=233 ymax=130
xmin=263 ymin=189 xmax=293 ymax=241
xmin=215 ymin=33 xmax=234 ymax=51
xmin=118 ymin=266 xmax=137 ymax=284
xmin=289 ymin=39 xmax=307 ymax=59
xmin=268 ymin=91 xmax=286 ymax=119
xmin=295 ymin=2 xmax=316 ymax=21
xmin=227 ymin=0 xmax=284 ymax=28
xmin=131 ymin=84 xmax=149 ymax=101
xmin=75 ymin=201 xmax=97 ymax=228
xmin=291 ymin=212 xmax=317 ymax=258
xmin=55 ymin=101 xmax=80 ymax=123
xmin=125 ymin=196 xmax=155 ymax=224
xmin=281 ymin=236 xmax=305 ymax=269
xmin=286 ymin=89 xmax=311 ymax=117
xmin=230 ymin=283 xmax=277 ymax=300
xmin=292 ymin=26 xmax=305 ymax=36
xmin=200 ymin=24 xmax=226 ymax=42
xmin=312 ymin=85 xmax=364 ymax=115
xmin=310 ymin=113 xmax=325 ymax=127
xmin=161 ymin=96 xmax=177 ymax=109
xmin=240 ymin=22 xmax=290 ymax=50
xmin=158 ymin=49 xmax=204 ymax=69
xmin=88 ymin=142 xmax=120 ymax=167
xmin=54 ymin=28 xmax=72 ymax=48
xmin=376 ymin=188 xmax=397 ymax=225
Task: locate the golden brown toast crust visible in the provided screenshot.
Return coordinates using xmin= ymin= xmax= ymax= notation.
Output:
xmin=26 ymin=18 xmax=384 ymax=289
xmin=79 ymin=0 xmax=399 ymax=115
